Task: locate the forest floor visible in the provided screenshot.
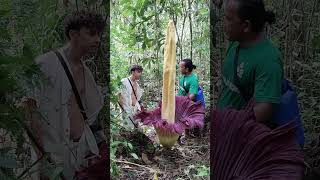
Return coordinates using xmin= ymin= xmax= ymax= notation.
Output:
xmin=111 ymin=110 xmax=320 ymax=180
xmin=112 ymin=125 xmax=210 ymax=180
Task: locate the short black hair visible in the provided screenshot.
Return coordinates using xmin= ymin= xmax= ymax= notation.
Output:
xmin=234 ymin=0 xmax=276 ymax=32
xmin=130 ymin=65 xmax=143 ymax=73
xmin=63 ymin=10 xmax=105 ymax=39
xmin=181 ymin=58 xmax=196 ymax=72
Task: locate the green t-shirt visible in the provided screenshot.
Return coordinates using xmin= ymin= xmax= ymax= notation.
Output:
xmin=217 ymin=39 xmax=283 ymax=110
xmin=178 ymin=73 xmax=199 ymax=96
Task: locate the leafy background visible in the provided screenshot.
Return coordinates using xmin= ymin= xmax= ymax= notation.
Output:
xmin=211 ymin=0 xmax=320 ymax=177
xmin=0 ymin=0 xmax=319 ymax=179
xmin=110 ymin=0 xmax=210 ymax=179
xmin=0 ymin=0 xmax=108 ymax=179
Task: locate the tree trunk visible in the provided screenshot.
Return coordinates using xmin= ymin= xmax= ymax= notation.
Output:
xmin=155 ymin=0 xmax=161 ymax=89
xmin=188 ymin=0 xmax=193 ymax=59
xmin=210 ymin=0 xmax=217 ymax=110
xmin=172 ymin=14 xmax=183 ymax=61
xmin=180 ymin=0 xmax=188 ymax=60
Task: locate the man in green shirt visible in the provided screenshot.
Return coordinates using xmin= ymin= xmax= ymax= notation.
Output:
xmin=177 ymin=58 xmax=200 ymax=144
xmin=217 ymin=0 xmax=283 ymax=128
xmin=178 ymin=58 xmax=199 ymax=101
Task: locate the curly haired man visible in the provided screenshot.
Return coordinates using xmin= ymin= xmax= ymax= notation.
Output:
xmin=25 ymin=10 xmax=107 ymax=179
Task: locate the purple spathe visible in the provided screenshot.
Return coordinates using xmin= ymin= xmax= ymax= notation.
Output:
xmin=134 ymin=96 xmax=205 ymax=135
xmin=210 ymin=100 xmax=305 ymax=180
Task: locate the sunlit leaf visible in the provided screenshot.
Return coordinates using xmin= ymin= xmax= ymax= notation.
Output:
xmin=130 ymin=153 xmax=139 ymax=159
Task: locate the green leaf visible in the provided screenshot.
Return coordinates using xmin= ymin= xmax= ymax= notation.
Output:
xmin=130 ymin=153 xmax=139 ymax=159
xmin=0 ymin=10 xmax=10 ymax=17
xmin=141 ymin=14 xmax=154 ymax=22
xmin=136 ymin=0 xmax=145 ymax=9
xmin=174 ymin=6 xmax=183 ymax=14
xmin=196 ymin=170 xmax=209 ymax=177
xmin=195 ymin=165 xmax=209 ymax=177
xmin=127 ymin=142 xmax=133 ymax=150
xmin=312 ymin=35 xmax=320 ymax=49
xmin=111 ymin=162 xmax=120 ymax=176
xmin=142 ymin=43 xmax=146 ymax=49
xmin=111 ymin=140 xmax=123 ymax=147
xmin=199 ymin=8 xmax=208 ymax=16
xmin=22 ymin=45 xmax=34 ymax=59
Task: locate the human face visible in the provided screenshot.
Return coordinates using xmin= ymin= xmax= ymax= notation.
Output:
xmin=69 ymin=27 xmax=101 ymax=55
xmin=223 ymin=0 xmax=247 ymax=41
xmin=179 ymin=62 xmax=187 ymax=75
xmin=132 ymin=70 xmax=142 ymax=80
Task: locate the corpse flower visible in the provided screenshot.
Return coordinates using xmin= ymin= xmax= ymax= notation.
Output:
xmin=134 ymin=96 xmax=205 ymax=147
xmin=210 ymin=100 xmax=305 ymax=180
xmin=133 ymin=21 xmax=205 ymax=148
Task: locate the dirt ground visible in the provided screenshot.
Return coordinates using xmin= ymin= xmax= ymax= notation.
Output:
xmin=112 ymin=128 xmax=210 ymax=180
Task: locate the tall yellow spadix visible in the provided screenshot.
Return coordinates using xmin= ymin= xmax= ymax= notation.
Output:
xmin=161 ymin=20 xmax=176 ymax=124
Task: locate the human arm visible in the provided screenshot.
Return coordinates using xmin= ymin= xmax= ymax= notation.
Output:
xmin=253 ymin=102 xmax=274 ymax=123
xmin=253 ymin=58 xmax=282 ymax=123
xmin=188 ymin=76 xmax=199 ymax=102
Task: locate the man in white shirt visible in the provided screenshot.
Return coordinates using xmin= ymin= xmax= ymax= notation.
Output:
xmin=23 ymin=10 xmax=106 ymax=179
xmin=118 ymin=65 xmax=144 ymax=129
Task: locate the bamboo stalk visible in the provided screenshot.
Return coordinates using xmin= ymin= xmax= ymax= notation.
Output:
xmin=180 ymin=0 xmax=187 ymax=60
xmin=188 ymin=0 xmax=193 ymax=59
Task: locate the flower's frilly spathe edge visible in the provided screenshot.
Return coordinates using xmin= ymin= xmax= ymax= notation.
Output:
xmin=133 ymin=96 xmax=205 ymax=135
